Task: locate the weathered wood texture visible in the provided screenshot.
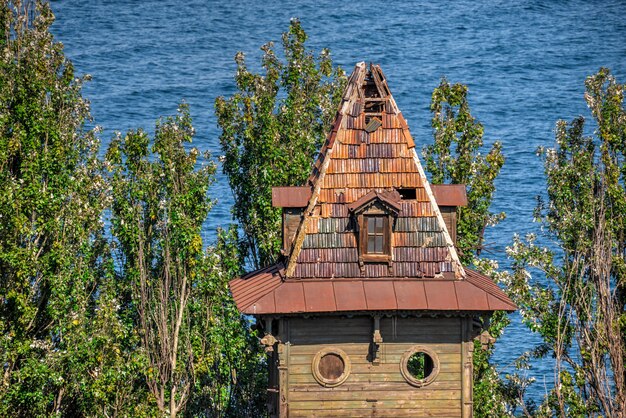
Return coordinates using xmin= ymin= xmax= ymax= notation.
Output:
xmin=278 ymin=316 xmax=466 ymax=417
xmin=439 ymin=206 xmax=457 ymax=245
xmin=283 ymin=208 xmax=303 ymax=252
xmin=461 ymin=317 xmax=473 ymax=417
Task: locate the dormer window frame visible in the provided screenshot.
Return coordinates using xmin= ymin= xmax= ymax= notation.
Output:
xmin=357 ymin=208 xmax=393 ymax=265
xmin=347 ymin=190 xmax=401 ymax=269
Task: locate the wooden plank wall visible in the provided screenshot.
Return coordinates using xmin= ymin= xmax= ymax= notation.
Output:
xmin=283 ymin=208 xmax=303 ymax=252
xmin=280 ymin=316 xmax=464 ymax=417
xmin=439 ymin=206 xmax=457 ymax=244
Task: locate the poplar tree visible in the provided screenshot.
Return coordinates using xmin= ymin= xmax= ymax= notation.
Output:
xmin=107 ymin=106 xmax=266 ymax=417
xmin=422 ymin=79 xmax=513 ymax=417
xmin=0 ymin=1 xmax=130 ymax=415
xmin=505 ymin=68 xmax=626 ymax=417
xmin=423 ymin=79 xmax=505 ymax=262
xmin=215 ymin=19 xmax=346 ymax=269
xmin=107 ymin=106 xmax=215 ymax=417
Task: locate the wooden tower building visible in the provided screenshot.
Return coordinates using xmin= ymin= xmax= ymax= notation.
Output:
xmin=230 ymin=62 xmax=516 ymax=418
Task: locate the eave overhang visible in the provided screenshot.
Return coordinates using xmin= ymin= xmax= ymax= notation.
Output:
xmin=229 ymin=266 xmax=516 ymax=315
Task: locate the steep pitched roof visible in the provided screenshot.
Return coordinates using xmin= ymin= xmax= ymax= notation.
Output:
xmin=229 ymin=62 xmax=515 ymax=315
xmin=284 ymin=62 xmax=463 ymax=280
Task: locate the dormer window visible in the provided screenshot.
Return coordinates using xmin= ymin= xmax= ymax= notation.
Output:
xmin=358 ymin=210 xmax=392 ymax=265
xmin=347 ymin=190 xmax=400 ymax=269
xmin=365 ymin=215 xmax=387 ymax=255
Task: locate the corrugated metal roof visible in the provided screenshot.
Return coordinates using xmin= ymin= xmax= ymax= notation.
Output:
xmin=229 ymin=268 xmax=516 ymax=315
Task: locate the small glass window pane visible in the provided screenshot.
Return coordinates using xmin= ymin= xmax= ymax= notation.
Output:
xmin=367 ymin=236 xmax=377 ymax=253
xmin=375 ymin=217 xmax=383 ymax=233
xmin=375 ymin=235 xmax=383 ymax=253
xmin=365 ymin=215 xmax=386 ymax=255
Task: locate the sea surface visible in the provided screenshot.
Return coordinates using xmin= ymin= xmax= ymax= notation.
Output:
xmin=50 ymin=0 xmax=626 ymax=408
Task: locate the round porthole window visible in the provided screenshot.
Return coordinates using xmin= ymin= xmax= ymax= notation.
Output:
xmin=400 ymin=346 xmax=439 ymax=387
xmin=312 ymin=347 xmax=351 ymax=387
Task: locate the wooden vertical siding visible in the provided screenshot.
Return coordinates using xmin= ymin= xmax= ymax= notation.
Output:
xmin=279 ymin=316 xmax=465 ymax=417
xmin=283 ymin=208 xmax=303 ymax=252
xmin=439 ymin=206 xmax=458 ymax=245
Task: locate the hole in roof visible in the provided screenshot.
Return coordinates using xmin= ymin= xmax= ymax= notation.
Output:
xmin=363 ymin=76 xmax=380 ymax=98
xmin=397 ymin=188 xmax=416 ymax=200
xmin=364 ymin=100 xmax=384 ymax=114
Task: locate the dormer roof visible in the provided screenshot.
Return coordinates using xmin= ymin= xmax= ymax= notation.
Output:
xmin=346 ymin=190 xmax=401 ymax=215
xmin=229 ymin=62 xmax=516 ymax=315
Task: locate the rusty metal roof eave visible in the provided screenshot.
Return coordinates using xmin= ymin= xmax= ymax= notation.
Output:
xmin=253 ymin=310 xmax=511 ymax=319
xmin=431 ymin=184 xmax=469 ymax=207
xmin=464 ymin=268 xmax=517 ymax=311
xmin=232 ymin=275 xmax=516 ymax=315
xmin=241 ymin=304 xmax=516 ymax=316
xmin=229 ymin=262 xmax=285 ymax=313
xmin=272 ymin=186 xmax=312 ymax=207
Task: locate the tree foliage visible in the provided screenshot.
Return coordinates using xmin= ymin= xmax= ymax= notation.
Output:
xmin=107 ymin=106 xmax=267 ymax=417
xmin=0 ymin=1 xmax=269 ymax=415
xmin=0 ymin=1 xmax=132 ymax=415
xmin=215 ymin=18 xmax=346 ymax=269
xmin=423 ymin=79 xmax=514 ymax=417
xmin=423 ymin=79 xmax=505 ymax=263
xmin=504 ymin=68 xmax=626 ymax=417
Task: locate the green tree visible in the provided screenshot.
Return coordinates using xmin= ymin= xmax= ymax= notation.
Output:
xmin=185 ymin=226 xmax=266 ymax=418
xmin=504 ymin=68 xmax=626 ymax=417
xmin=424 ymin=79 xmax=505 ymax=262
xmin=215 ymin=18 xmax=346 ymax=269
xmin=107 ymin=105 xmax=215 ymax=417
xmin=0 ymin=1 xmax=136 ymax=415
xmin=107 ymin=105 xmax=266 ymax=417
xmin=422 ymin=79 xmax=513 ymax=417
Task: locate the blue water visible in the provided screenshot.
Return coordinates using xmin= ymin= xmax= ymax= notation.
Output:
xmin=51 ymin=0 xmax=626 ymax=408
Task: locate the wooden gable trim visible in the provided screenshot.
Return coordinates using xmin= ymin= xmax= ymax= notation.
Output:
xmin=285 ymin=62 xmax=368 ymax=278
xmin=371 ymin=64 xmax=391 ymax=98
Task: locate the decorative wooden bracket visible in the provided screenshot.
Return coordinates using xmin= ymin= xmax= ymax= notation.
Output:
xmin=370 ymin=315 xmax=383 ymax=365
xmin=260 ymin=333 xmax=277 ymax=353
xmin=260 ymin=317 xmax=278 ymax=353
xmin=471 ymin=315 xmax=495 ymax=350
xmin=477 ymin=331 xmax=496 ymax=351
